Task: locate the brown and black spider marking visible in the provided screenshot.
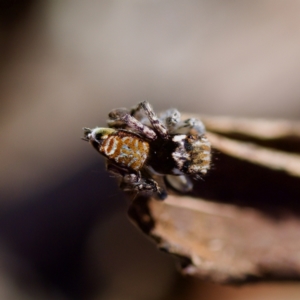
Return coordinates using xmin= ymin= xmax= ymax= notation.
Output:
xmin=83 ymin=101 xmax=211 ymax=200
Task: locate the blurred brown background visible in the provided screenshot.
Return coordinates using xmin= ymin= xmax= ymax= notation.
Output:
xmin=1 ymin=0 xmax=300 ymax=299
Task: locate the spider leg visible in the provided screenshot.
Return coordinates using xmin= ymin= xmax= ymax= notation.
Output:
xmin=173 ymin=118 xmax=206 ymax=135
xmin=165 ymin=174 xmax=193 ymax=193
xmin=130 ymin=103 xmax=148 ymax=122
xmin=106 ymin=161 xmax=142 ymax=190
xmin=106 ymin=160 xmax=134 ymax=178
xmin=157 ymin=108 xmax=181 ymax=133
xmin=122 ymin=174 xmax=167 ymax=200
xmin=107 ymin=107 xmax=157 ymax=140
xmin=133 ymin=101 xmax=169 ymax=138
xmin=107 ymin=107 xmax=130 ymax=128
xmin=106 ymin=161 xmax=167 ymax=200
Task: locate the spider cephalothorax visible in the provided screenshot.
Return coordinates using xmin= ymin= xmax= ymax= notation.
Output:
xmin=83 ymin=101 xmax=211 ymax=200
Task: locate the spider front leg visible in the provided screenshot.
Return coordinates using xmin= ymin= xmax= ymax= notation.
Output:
xmin=108 ymin=107 xmax=157 ymax=141
xmin=131 ymin=101 xmax=169 ymax=138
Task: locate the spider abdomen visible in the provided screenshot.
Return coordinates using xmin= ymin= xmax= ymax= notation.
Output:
xmin=100 ymin=130 xmax=149 ymax=171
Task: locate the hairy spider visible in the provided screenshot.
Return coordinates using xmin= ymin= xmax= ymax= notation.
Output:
xmin=83 ymin=101 xmax=211 ymax=200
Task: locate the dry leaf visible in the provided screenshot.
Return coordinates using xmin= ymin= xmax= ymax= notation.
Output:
xmin=128 ymin=115 xmax=300 ymax=283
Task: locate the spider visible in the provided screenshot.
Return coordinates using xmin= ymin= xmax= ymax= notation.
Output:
xmin=83 ymin=101 xmax=211 ymax=200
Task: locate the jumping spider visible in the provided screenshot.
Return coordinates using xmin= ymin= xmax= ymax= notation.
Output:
xmin=83 ymin=101 xmax=211 ymax=200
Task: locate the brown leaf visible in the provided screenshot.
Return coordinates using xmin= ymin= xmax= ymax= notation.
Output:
xmin=128 ymin=115 xmax=300 ymax=283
